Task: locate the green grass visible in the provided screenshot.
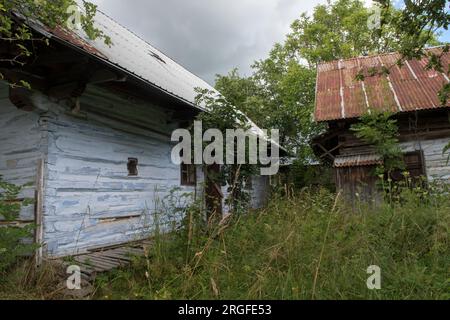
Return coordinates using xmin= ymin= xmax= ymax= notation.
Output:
xmin=93 ymin=187 xmax=450 ymax=300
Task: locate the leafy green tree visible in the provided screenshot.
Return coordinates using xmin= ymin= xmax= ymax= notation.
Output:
xmin=285 ymin=0 xmax=400 ymax=67
xmin=215 ymin=68 xmax=266 ymax=126
xmin=350 ymin=112 xmax=405 ymax=174
xmin=216 ymin=0 xmax=402 ymax=161
xmin=215 ymin=0 xmax=443 ymax=164
xmin=195 ymin=89 xmax=258 ymax=216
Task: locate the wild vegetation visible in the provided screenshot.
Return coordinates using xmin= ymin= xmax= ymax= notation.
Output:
xmin=350 ymin=111 xmax=405 ymax=175
xmin=1 ymin=181 xmax=448 ymax=300
xmin=0 ymin=177 xmax=36 ymax=273
xmin=88 ymin=182 xmax=449 ymax=300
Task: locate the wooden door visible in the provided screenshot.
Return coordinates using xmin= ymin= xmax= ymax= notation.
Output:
xmin=205 ymin=164 xmax=223 ymax=217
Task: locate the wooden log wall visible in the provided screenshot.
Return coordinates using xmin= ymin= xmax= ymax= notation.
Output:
xmin=0 ymin=82 xmax=44 ymax=225
xmin=1 ymin=80 xmax=273 ymax=258
xmin=41 ymin=85 xmax=200 ymax=257
xmin=333 ymin=111 xmax=450 ymax=196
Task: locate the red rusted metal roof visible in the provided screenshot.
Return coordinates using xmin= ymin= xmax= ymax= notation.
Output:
xmin=315 ymin=49 xmax=450 ymax=122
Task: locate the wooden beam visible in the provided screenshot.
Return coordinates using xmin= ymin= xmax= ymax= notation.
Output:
xmin=0 ymin=68 xmax=48 ymax=92
xmin=34 ymin=159 xmax=44 ymax=267
xmin=33 ymin=51 xmax=89 ymax=66
xmin=316 ymin=143 xmax=336 ymax=160
xmin=47 ymin=81 xmax=86 ymax=99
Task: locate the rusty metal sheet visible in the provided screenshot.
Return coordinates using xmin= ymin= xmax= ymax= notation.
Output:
xmin=315 ymin=49 xmax=450 ymax=122
xmin=334 ymin=153 xmax=383 ymax=168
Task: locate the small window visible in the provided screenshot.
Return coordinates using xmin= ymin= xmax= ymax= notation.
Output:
xmin=127 ymin=158 xmax=138 ymax=176
xmin=181 ymin=163 xmax=196 ymax=186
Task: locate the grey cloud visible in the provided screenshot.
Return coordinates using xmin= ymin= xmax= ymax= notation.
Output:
xmin=89 ymin=0 xmax=325 ymax=85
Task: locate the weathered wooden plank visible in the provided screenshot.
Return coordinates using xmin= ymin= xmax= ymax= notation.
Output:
xmin=0 ymin=84 xmax=42 ymax=224
xmin=35 ymin=159 xmax=44 ymax=266
xmin=74 ymin=256 xmax=115 ymax=270
xmin=97 ymin=251 xmax=134 ymax=262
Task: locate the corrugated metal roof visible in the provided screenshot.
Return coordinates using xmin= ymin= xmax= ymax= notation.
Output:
xmin=334 ymin=154 xmax=383 ymax=168
xmin=26 ymin=9 xmax=216 ymax=108
xmin=315 ymin=49 xmax=450 ymax=122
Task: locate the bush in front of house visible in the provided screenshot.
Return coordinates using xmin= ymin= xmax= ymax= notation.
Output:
xmin=0 ymin=177 xmax=36 ymax=274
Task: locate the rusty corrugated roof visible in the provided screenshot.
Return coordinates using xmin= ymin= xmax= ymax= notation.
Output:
xmin=315 ymin=49 xmax=450 ymax=122
xmin=334 ymin=154 xmax=383 ymax=168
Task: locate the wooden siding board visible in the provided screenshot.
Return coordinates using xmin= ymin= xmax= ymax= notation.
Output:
xmin=1 ymin=82 xmax=270 ymax=257
xmin=400 ymin=138 xmax=450 ymax=182
xmin=42 ymin=88 xmax=198 ymax=257
xmin=250 ymin=176 xmax=270 ymax=209
xmin=0 ymin=84 xmax=43 ymax=222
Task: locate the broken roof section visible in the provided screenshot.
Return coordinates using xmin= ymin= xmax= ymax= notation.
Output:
xmin=315 ymin=48 xmax=450 ymax=122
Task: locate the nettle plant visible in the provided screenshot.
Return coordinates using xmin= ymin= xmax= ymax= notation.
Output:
xmin=0 ymin=176 xmax=35 ymax=273
xmin=0 ymin=0 xmax=110 ymax=87
xmin=350 ymin=111 xmax=405 ymax=176
xmin=195 ymin=89 xmax=259 ymax=215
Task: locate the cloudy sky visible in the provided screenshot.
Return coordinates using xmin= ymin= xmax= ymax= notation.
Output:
xmin=88 ymin=0 xmax=329 ymax=84
xmin=88 ymin=0 xmax=448 ymax=85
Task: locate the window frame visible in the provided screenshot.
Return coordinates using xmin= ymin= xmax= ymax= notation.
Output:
xmin=181 ymin=163 xmax=196 ymax=186
xmin=127 ymin=158 xmax=139 ymax=176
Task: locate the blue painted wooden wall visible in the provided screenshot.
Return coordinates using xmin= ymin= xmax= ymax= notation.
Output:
xmin=0 ymin=81 xmax=271 ymax=257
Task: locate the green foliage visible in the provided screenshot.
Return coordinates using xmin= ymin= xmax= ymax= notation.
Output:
xmin=376 ymin=0 xmax=447 ymax=58
xmin=285 ymin=0 xmax=400 ymax=66
xmin=351 ymin=112 xmax=405 ymax=173
xmin=289 ymin=161 xmax=334 ymax=190
xmin=195 ymin=89 xmax=258 ymax=214
xmin=0 ymin=177 xmax=36 ymax=273
xmin=215 ymin=50 xmax=322 ymax=158
xmin=93 ymin=185 xmax=450 ymax=300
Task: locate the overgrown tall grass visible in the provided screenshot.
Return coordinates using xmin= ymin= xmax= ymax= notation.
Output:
xmin=94 ymin=185 xmax=450 ymax=300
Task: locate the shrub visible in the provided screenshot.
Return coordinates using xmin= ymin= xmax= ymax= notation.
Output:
xmin=0 ymin=177 xmax=36 ymax=273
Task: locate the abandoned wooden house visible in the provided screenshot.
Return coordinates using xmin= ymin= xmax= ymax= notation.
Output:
xmin=313 ymin=49 xmax=450 ymax=201
xmin=0 ymin=12 xmax=274 ymax=258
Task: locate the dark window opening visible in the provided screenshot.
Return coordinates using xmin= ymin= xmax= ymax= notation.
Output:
xmin=127 ymin=158 xmax=138 ymax=176
xmin=390 ymin=150 xmax=425 ymax=184
xmin=181 ymin=163 xmax=196 ymax=186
